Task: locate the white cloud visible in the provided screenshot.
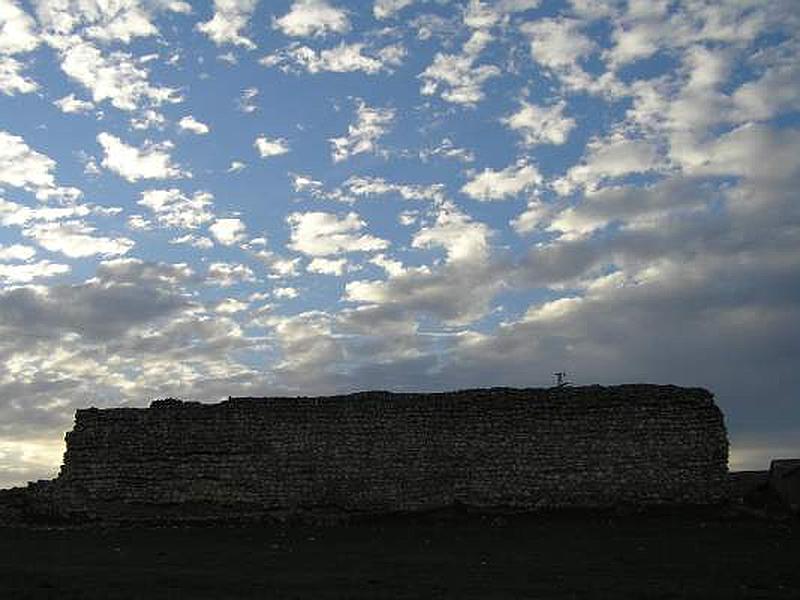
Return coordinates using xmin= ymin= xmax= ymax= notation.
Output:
xmin=419 ymin=138 xmax=475 ymax=163
xmin=178 ymin=115 xmax=210 ymax=134
xmin=254 ymin=136 xmax=290 ymax=158
xmin=377 ymin=42 xmax=406 ymax=67
xmin=290 ymin=172 xmax=323 ymax=193
xmin=518 ymin=16 xmax=618 ymax=95
xmin=214 ymin=297 xmax=249 ymax=314
xmin=237 ymin=86 xmax=258 ymax=113
xmin=731 ymin=40 xmax=800 ymax=123
xmin=196 ymin=0 xmax=258 ymax=49
xmin=126 ymin=214 xmax=151 ymax=230
xmin=82 ymin=9 xmax=156 ymax=44
xmin=419 ymin=30 xmax=500 ymax=105
xmin=413 ymin=202 xmax=492 ymax=263
xmin=463 ymin=0 xmax=541 ymax=29
xmin=138 ymin=189 xmax=214 ymax=229
xmin=522 ymin=17 xmax=595 ymax=70
xmin=251 ymin=250 xmax=301 ymax=279
xmin=0 ymin=55 xmax=37 ymax=95
xmin=373 ymin=0 xmax=416 ymax=19
xmin=689 ymin=123 xmax=800 ymax=184
xmin=0 ymin=0 xmax=39 ymax=54
xmin=261 ymin=42 xmax=402 ymax=75
xmin=206 ymin=262 xmax=255 ymax=287
xmin=287 ymin=211 xmax=388 ymax=256
xmin=0 ymin=130 xmax=57 ymax=191
xmin=329 ymin=100 xmax=395 ymax=162
xmin=209 ymin=218 xmax=246 ymax=246
xmin=503 ymin=100 xmax=576 ymax=146
xmin=511 ymin=198 xmax=551 ymax=234
xmin=554 ymin=133 xmax=661 ymax=195
xmin=369 ymin=253 xmax=404 ymax=277
xmin=0 ymin=260 xmax=70 ymax=284
xmin=260 ymin=310 xmax=343 ymax=379
xmin=169 ymin=233 xmax=214 ymax=249
xmin=307 ymin=257 xmax=347 ymax=275
xmin=547 ymin=176 xmax=713 ymax=240
xmin=0 ymin=198 xmax=91 ymax=227
xmin=274 ymin=286 xmax=299 ymax=299
xmin=58 ymin=40 xmax=181 ymax=111
xmin=398 ymin=210 xmax=419 ymax=226
xmin=344 ymin=204 xmax=499 ymax=325
xmin=461 ymin=160 xmax=541 ymax=201
xmin=343 ymin=176 xmax=446 ymax=203
xmin=227 ymin=160 xmax=246 ymax=173
xmin=53 ymin=93 xmax=94 ymax=114
xmin=98 ymin=133 xmax=186 ymax=182
xmin=273 ymin=0 xmax=349 ymax=38
xmin=0 ymin=243 xmax=34 ymax=262
xmin=23 ymin=221 xmax=134 ymax=258
xmin=130 ymin=109 xmax=166 ymax=131
xmin=32 ymin=0 xmax=187 ymax=44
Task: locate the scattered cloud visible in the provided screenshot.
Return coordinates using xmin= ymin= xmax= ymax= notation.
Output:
xmin=503 ymin=100 xmax=575 ymax=146
xmin=273 ymin=0 xmax=350 ymax=38
xmin=170 ymin=233 xmax=214 ymax=249
xmin=343 ymin=176 xmax=446 ymax=203
xmin=329 ymin=100 xmax=395 ymax=162
xmin=554 ymin=133 xmax=661 ymax=195
xmin=0 ymin=260 xmax=69 ymax=284
xmin=209 ymin=218 xmax=246 ymax=246
xmin=138 ymin=189 xmax=214 ymax=229
xmin=0 ymin=0 xmax=40 ymax=54
xmin=307 ymin=256 xmax=347 ymax=275
xmin=23 ymin=221 xmax=135 ymax=258
xmin=178 ymin=115 xmax=210 ymax=134
xmin=0 ymin=130 xmax=57 ymax=191
xmin=206 ymin=262 xmax=256 ymax=287
xmin=461 ymin=160 xmax=541 ymax=201
xmin=419 ymin=138 xmax=475 ymax=163
xmin=0 ymin=243 xmax=35 ymax=262
xmin=254 ymin=136 xmax=290 ymax=158
xmin=237 ymin=87 xmax=258 ymax=113
xmin=58 ymin=40 xmax=181 ymax=112
xmin=261 ymin=41 xmax=404 ymax=75
xmin=274 ymin=286 xmax=299 ymax=299
xmin=98 ymin=133 xmax=187 ymax=182
xmin=419 ymin=30 xmax=500 ymax=105
xmin=287 ymin=211 xmax=389 ymax=256
xmin=53 ymin=93 xmax=94 ymax=114
xmin=197 ymin=0 xmax=258 ymax=49
xmin=0 ymin=55 xmax=37 ymax=95
xmin=373 ymin=0 xmax=416 ymax=20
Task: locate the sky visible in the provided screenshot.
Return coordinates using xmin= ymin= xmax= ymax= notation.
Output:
xmin=0 ymin=0 xmax=798 ymax=487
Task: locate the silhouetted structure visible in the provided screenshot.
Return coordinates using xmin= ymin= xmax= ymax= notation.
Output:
xmin=553 ymin=372 xmax=570 ymax=387
xmin=3 ymin=385 xmax=728 ymax=523
xmin=769 ymin=459 xmax=800 ymax=513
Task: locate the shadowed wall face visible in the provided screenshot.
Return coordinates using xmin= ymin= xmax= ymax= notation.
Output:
xmin=54 ymin=385 xmax=728 ymax=518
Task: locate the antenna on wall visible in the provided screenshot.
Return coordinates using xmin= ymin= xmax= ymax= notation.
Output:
xmin=553 ymin=372 xmax=570 ymax=388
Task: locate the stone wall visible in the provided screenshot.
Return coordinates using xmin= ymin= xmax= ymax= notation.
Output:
xmin=45 ymin=385 xmax=728 ymax=520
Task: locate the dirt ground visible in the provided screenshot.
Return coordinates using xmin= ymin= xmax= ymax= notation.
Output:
xmin=1 ymin=509 xmax=798 ymax=599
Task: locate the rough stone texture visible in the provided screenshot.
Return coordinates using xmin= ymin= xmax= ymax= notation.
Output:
xmin=29 ymin=385 xmax=728 ymax=522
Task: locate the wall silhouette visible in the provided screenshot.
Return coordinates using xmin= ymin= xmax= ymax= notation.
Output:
xmin=40 ymin=385 xmax=728 ymax=521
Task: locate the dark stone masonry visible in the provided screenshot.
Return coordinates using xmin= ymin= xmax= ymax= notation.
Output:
xmin=3 ymin=385 xmax=729 ymax=523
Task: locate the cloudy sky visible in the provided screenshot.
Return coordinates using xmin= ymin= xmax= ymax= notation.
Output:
xmin=0 ymin=0 xmax=798 ymax=487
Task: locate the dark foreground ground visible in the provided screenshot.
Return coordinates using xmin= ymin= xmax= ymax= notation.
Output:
xmin=1 ymin=508 xmax=798 ymax=599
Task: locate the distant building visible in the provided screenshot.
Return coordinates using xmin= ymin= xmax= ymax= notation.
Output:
xmin=769 ymin=459 xmax=800 ymax=513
